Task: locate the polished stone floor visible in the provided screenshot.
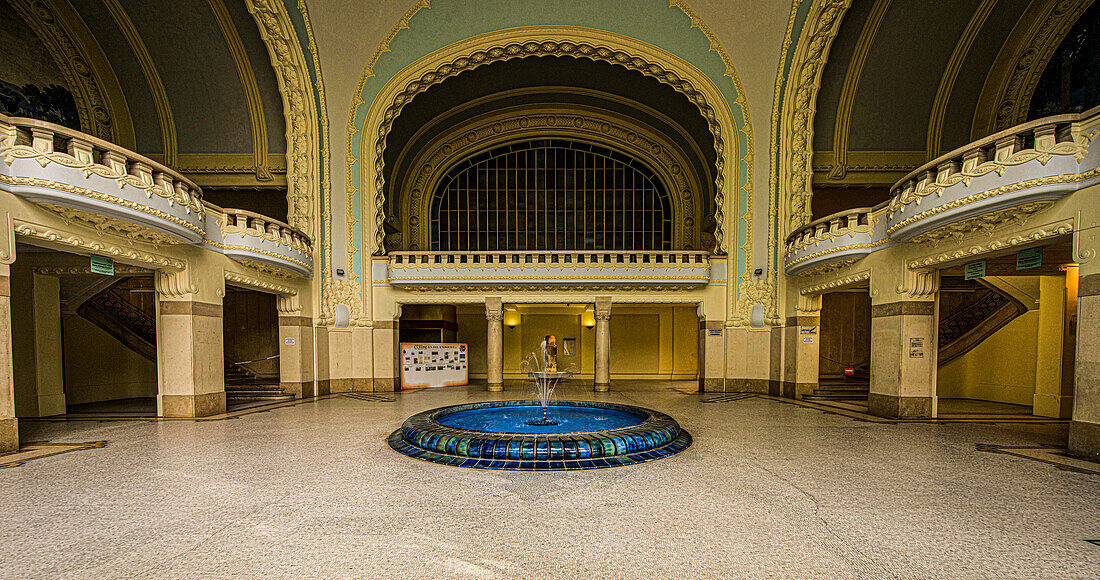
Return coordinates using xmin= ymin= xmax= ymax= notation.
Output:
xmin=2 ymin=382 xmax=1099 ymax=578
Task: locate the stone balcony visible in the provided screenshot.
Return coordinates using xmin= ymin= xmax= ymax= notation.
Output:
xmin=0 ymin=114 xmax=313 ymax=279
xmin=0 ymin=114 xmax=204 ymax=244
xmin=204 ymin=206 xmax=314 ymax=278
xmin=784 ymin=106 xmax=1100 ymax=276
xmin=386 ymin=250 xmax=712 ymax=289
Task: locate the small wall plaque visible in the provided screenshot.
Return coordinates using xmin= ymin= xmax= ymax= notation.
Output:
xmin=90 ymin=255 xmax=114 ymax=276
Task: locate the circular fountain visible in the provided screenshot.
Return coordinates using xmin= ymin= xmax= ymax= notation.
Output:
xmin=387 ymin=400 xmax=692 ymax=470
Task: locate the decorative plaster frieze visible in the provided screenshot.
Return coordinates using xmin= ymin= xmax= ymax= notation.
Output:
xmin=13 ymin=220 xmax=185 ymax=271
xmin=155 ymin=267 xmax=197 ymax=299
xmin=224 ymin=271 xmax=297 ymax=296
xmin=799 ymin=270 xmax=871 ymax=297
xmin=906 ymin=201 xmax=1054 ymax=245
xmin=907 ymin=219 xmax=1075 ymax=270
xmin=896 ymin=267 xmax=939 ymax=298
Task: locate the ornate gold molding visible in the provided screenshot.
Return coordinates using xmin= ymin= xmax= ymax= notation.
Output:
xmin=971 ymin=0 xmax=1093 ymax=139
xmin=799 ymin=269 xmax=870 ymax=295
xmin=829 ymin=0 xmax=891 ymax=180
xmin=927 ymin=0 xmax=998 ymax=159
xmin=101 ymin=0 xmax=177 ymax=166
xmin=777 ymin=0 xmax=853 ymax=235
xmin=396 ymin=104 xmax=706 ymax=251
xmin=906 ymin=200 xmax=1054 ymax=245
xmin=245 ymin=0 xmax=321 ymax=238
xmin=225 ymin=270 xmax=297 ymax=294
xmin=907 ymin=218 xmax=1074 ymax=269
xmin=7 ymin=0 xmax=118 ymax=143
xmin=12 ymin=219 xmax=186 ymax=270
xmin=207 ymin=0 xmax=271 ymax=181
xmin=353 ymin=26 xmax=737 ymax=258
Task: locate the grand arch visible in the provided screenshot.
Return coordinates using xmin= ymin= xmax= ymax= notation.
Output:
xmin=346 ymin=2 xmax=755 ymax=324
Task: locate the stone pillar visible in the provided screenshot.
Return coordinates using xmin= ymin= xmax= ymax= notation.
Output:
xmin=1034 ymin=273 xmax=1073 ymax=418
xmin=278 ymin=297 xmax=315 ymax=398
xmin=1071 ymin=268 xmax=1100 ymax=458
xmin=868 ymin=271 xmax=938 ymax=419
xmin=155 ymin=278 xmax=225 ymax=417
xmin=781 ymin=294 xmax=820 ymax=399
xmin=486 ymin=297 xmax=503 ymax=391
xmin=0 ymin=263 xmax=17 ymax=452
xmin=11 ymin=271 xmax=65 ymax=416
xmin=371 ymin=321 xmax=397 ymax=392
xmin=698 ymin=317 xmax=724 ymax=392
xmin=594 ymin=297 xmax=611 ymax=391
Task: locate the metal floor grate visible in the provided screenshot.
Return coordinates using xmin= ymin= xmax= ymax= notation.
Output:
xmin=340 ymin=393 xmax=396 ymax=402
xmin=701 ymin=393 xmax=756 ymax=403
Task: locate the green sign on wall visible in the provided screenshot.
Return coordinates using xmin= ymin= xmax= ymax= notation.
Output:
xmin=964 ymin=261 xmax=986 ymax=280
xmin=1016 ymin=247 xmax=1043 ymax=270
xmin=89 ymin=255 xmax=114 ymax=276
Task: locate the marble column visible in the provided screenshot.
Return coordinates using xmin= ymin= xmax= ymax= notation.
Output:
xmin=486 ymin=297 xmax=504 ymax=391
xmin=11 ymin=271 xmax=65 ymax=416
xmin=1070 ymin=269 xmax=1100 ymax=458
xmin=868 ymin=298 xmax=937 ymax=419
xmin=781 ymin=293 xmax=821 ymax=399
xmin=156 ymin=286 xmax=226 ymax=418
xmin=278 ymin=306 xmax=315 ymax=398
xmin=594 ymin=297 xmax=611 ymax=391
xmin=0 ymin=264 xmax=17 ymax=452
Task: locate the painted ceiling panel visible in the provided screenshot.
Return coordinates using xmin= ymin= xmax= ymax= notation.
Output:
xmin=848 ymin=0 xmax=979 ymax=151
xmin=812 ymin=0 xmax=876 ymax=151
xmin=224 ymin=0 xmax=286 ymax=155
xmin=939 ymin=0 xmax=1030 ymax=154
xmin=118 ymin=0 xmax=250 ymax=154
xmin=69 ymin=0 xmax=162 ymax=154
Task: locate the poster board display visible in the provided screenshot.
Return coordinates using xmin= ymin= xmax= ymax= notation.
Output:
xmin=401 ymin=343 xmax=468 ymax=389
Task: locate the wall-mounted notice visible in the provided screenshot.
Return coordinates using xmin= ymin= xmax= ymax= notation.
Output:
xmin=1017 ymin=247 xmax=1043 ymax=270
xmin=90 ymin=255 xmax=114 ymax=275
xmin=401 ymin=342 xmax=468 ymax=389
xmin=964 ymin=261 xmax=986 ymax=280
xmin=909 ymin=337 xmax=925 ymax=358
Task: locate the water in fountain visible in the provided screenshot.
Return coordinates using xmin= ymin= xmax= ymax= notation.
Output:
xmin=519 ymin=350 xmax=572 ymax=426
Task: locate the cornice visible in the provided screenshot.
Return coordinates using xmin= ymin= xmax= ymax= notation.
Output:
xmin=101 ymin=0 xmax=177 ymax=166
xmin=207 ymin=0 xmax=271 ymax=182
xmin=829 ymin=0 xmax=891 ymax=180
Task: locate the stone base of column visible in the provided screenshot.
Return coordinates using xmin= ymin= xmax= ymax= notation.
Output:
xmin=1069 ymin=420 xmax=1100 ymax=459
xmin=0 ymin=417 xmax=17 ymax=452
xmin=777 ymin=381 xmax=816 ymax=399
xmin=160 ymin=392 xmax=226 ymax=418
xmin=1033 ymin=393 xmax=1073 ymax=418
xmin=328 ymin=378 xmax=377 ymax=393
xmin=280 ymin=381 xmax=315 ymax=398
xmin=316 ymin=379 xmax=332 ymax=396
xmin=487 ymin=383 xmax=504 ymax=392
xmin=868 ymin=393 xmax=932 ymax=419
xmin=594 ymin=383 xmax=610 ymax=392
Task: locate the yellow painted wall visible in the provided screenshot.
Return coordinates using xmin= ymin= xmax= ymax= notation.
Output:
xmin=937 ymin=310 xmax=1039 ymax=406
xmin=62 ymin=314 xmax=157 ymax=405
xmin=455 ymin=304 xmax=697 ymax=381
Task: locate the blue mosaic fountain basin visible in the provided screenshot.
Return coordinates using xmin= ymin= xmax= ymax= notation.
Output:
xmin=388 ymin=400 xmax=692 ymax=471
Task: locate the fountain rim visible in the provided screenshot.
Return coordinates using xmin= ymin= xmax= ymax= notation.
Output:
xmin=427 ymin=399 xmax=652 ymax=435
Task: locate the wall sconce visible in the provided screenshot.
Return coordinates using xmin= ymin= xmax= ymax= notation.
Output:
xmin=504 ymin=310 xmax=520 ymax=328
xmin=582 ymin=309 xmax=595 ymax=328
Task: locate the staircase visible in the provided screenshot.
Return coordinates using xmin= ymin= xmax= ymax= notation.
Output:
xmin=803 ymin=369 xmax=870 ymax=402
xmin=224 ymin=360 xmax=293 ymax=406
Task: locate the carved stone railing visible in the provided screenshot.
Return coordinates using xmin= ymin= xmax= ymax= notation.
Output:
xmin=386 ymin=250 xmax=711 ymax=289
xmin=204 ymin=205 xmax=313 ymax=278
xmin=0 ymin=114 xmax=205 ymax=243
xmin=783 ymin=207 xmax=888 ymax=276
xmin=886 ymin=105 xmax=1100 ymax=241
xmin=0 ymin=114 xmax=314 ymax=279
xmin=785 ymin=107 xmax=1100 ymax=276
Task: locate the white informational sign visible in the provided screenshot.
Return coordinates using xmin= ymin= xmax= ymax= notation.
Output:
xmin=401 ymin=342 xmax=468 ymax=389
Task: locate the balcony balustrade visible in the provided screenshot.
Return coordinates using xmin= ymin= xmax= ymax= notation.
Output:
xmin=387 ymin=250 xmax=711 ymax=289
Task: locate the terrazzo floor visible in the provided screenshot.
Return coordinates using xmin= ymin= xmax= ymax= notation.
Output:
xmin=2 ymin=381 xmax=1099 ymax=579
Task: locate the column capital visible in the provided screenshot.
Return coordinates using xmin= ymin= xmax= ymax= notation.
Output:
xmin=485 ymin=296 xmax=503 ymax=321
xmin=595 ymin=296 xmax=612 ymax=320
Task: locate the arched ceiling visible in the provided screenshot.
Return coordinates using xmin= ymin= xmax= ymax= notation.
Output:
xmin=808 ymin=0 xmax=1091 ymax=219
xmin=1 ymin=0 xmax=289 ymax=218
xmin=383 ymin=55 xmax=718 ymax=234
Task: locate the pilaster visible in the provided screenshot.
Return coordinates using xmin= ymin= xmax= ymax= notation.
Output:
xmin=0 ymin=263 xmax=17 ymax=452
xmin=11 ymin=271 xmax=65 ymax=417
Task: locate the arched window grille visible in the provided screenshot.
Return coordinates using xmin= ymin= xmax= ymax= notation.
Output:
xmin=429 ymin=139 xmax=672 ymax=251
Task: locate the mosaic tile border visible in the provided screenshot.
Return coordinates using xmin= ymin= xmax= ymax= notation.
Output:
xmin=388 ymin=400 xmax=692 ymax=471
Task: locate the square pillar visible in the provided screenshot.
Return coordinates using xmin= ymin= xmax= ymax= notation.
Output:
xmin=486 ymin=297 xmax=504 ymax=391
xmin=11 ymin=271 xmax=65 ymax=416
xmin=781 ymin=310 xmax=820 ymax=400
xmin=698 ymin=319 xmax=723 ymax=391
xmin=1070 ymin=271 xmax=1100 ymax=458
xmin=1034 ymin=273 xmax=1073 ymax=418
xmin=372 ymin=321 xmax=397 ymax=392
xmin=869 ymin=299 xmax=937 ymax=419
xmin=0 ymin=264 xmax=17 ymax=452
xmin=278 ymin=313 xmax=315 ymax=398
xmin=156 ymin=298 xmax=226 ymax=417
